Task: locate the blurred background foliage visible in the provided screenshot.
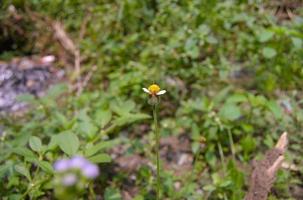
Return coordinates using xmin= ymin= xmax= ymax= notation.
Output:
xmin=0 ymin=0 xmax=303 ymax=199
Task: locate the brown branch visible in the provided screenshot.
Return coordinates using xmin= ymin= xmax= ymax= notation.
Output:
xmin=52 ymin=22 xmax=77 ymax=55
xmin=244 ymin=132 xmax=288 ymax=200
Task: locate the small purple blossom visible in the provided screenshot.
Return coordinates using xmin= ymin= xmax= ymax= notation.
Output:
xmin=82 ymin=163 xmax=99 ymax=179
xmin=54 ymin=156 xmax=100 ymax=180
xmin=54 ymin=159 xmax=70 ymax=172
xmin=62 ymin=173 xmax=77 ymax=186
xmin=69 ymin=156 xmax=88 ymax=169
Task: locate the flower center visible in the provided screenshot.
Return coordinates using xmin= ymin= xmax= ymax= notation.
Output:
xmin=148 ymin=84 xmax=160 ymax=94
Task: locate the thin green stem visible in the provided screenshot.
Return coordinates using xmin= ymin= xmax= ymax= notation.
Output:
xmin=217 ymin=142 xmax=226 ymax=174
xmin=153 ymin=105 xmax=160 ymax=200
xmin=89 ymin=183 xmax=96 ymax=200
xmin=228 ymin=129 xmax=235 ymax=161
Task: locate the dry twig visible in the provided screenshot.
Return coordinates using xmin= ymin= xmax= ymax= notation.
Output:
xmin=244 ymin=132 xmax=288 ymax=200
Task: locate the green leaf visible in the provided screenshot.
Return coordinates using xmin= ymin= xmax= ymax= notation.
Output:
xmin=36 ymin=161 xmax=53 ymax=174
xmin=291 ymin=37 xmax=302 ymax=49
xmin=226 ymin=94 xmax=247 ymax=104
xmin=262 ymin=47 xmax=277 ymax=58
xmin=213 ymin=86 xmax=233 ymax=104
xmin=15 ymin=164 xmax=31 ymax=181
xmin=203 ymin=184 xmax=216 ymax=192
xmin=78 ymin=121 xmax=98 ymax=138
xmin=185 ymin=38 xmax=199 ymax=59
xmin=95 ymin=110 xmax=112 ymax=128
xmin=29 ymin=136 xmax=42 ymax=152
xmin=57 ymin=132 xmax=79 ymax=156
xmin=88 ymin=153 xmax=112 ymax=163
xmin=240 ymin=135 xmax=256 ymax=154
xmin=54 ymin=112 xmax=69 ymax=127
xmin=13 ymin=147 xmax=36 ymax=160
xmin=267 ymin=100 xmax=282 ymax=119
xmin=0 ymin=163 xmax=11 ymax=179
xmin=46 ymin=83 xmax=67 ymax=98
xmin=48 ymin=135 xmax=59 ymax=150
xmin=219 ymin=103 xmax=242 ymax=121
xmin=85 ymin=139 xmax=120 ymax=157
xmin=110 ymin=100 xmax=135 ymax=116
xmin=16 ymin=94 xmax=36 ymax=104
xmin=104 ymin=187 xmax=122 ymax=200
xmin=258 ymin=30 xmax=274 ymax=42
xmin=8 ymin=194 xmax=23 ymax=200
xmin=113 ymin=113 xmax=150 ymax=126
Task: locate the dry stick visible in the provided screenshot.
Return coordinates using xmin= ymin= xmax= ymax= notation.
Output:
xmin=74 ymin=49 xmax=81 ymax=96
xmin=244 ymin=132 xmax=288 ymax=200
xmin=52 ymin=21 xmax=81 ymax=90
xmin=76 ymin=13 xmax=91 ymax=96
xmin=52 ymin=22 xmax=77 ymax=55
xmin=26 ymin=9 xmax=92 ymax=96
xmin=52 ymin=21 xmax=82 ymax=94
xmin=77 ymin=65 xmax=97 ymax=95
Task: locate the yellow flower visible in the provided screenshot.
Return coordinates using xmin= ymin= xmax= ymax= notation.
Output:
xmin=143 ymin=84 xmax=166 ymax=96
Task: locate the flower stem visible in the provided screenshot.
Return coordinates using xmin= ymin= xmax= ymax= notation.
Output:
xmin=153 ymin=105 xmax=160 ymax=200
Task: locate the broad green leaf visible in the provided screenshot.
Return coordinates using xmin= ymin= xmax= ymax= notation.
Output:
xmin=104 ymin=187 xmax=122 ymax=200
xmin=54 ymin=111 xmax=69 ymax=127
xmin=191 ymin=142 xmax=200 ymax=154
xmin=13 ymin=147 xmax=36 ymax=160
xmin=264 ymin=134 xmax=274 ymax=148
xmin=88 ymin=153 xmax=112 ymax=163
xmin=206 ymin=35 xmax=218 ymax=44
xmin=291 ymin=37 xmax=302 ymax=49
xmin=262 ymin=47 xmax=277 ymax=58
xmin=267 ymin=100 xmax=282 ymax=119
xmin=29 ymin=136 xmax=42 ymax=152
xmin=46 ymin=83 xmax=67 ymax=98
xmin=76 ymin=109 xmax=98 ymax=138
xmin=57 ymin=132 xmax=79 ymax=156
xmin=113 ymin=113 xmax=150 ymax=126
xmin=8 ymin=194 xmax=23 ymax=200
xmin=219 ymin=103 xmax=242 ymax=121
xmin=0 ymin=163 xmax=11 ymax=179
xmin=258 ymin=30 xmax=274 ymax=42
xmin=110 ymin=100 xmax=135 ymax=116
xmin=226 ymin=94 xmax=247 ymax=104
xmin=185 ymin=38 xmax=199 ymax=58
xmin=78 ymin=121 xmax=98 ymax=138
xmin=213 ymin=86 xmax=233 ymax=104
xmin=48 ymin=135 xmax=59 ymax=149
xmin=219 ymin=180 xmax=232 ymax=187
xmin=240 ymin=135 xmax=256 ymax=154
xmin=203 ymin=184 xmax=216 ymax=192
xmin=15 ymin=164 xmax=31 ymax=181
xmin=36 ymin=161 xmax=53 ymax=174
xmin=85 ymin=139 xmax=120 ymax=157
xmin=95 ymin=110 xmax=112 ymax=128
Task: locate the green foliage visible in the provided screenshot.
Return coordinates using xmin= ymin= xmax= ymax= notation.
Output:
xmin=0 ymin=84 xmax=150 ymax=198
xmin=1 ymin=0 xmax=303 ymax=199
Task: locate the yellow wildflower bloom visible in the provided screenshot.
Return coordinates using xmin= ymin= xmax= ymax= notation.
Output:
xmin=143 ymin=84 xmax=166 ymax=96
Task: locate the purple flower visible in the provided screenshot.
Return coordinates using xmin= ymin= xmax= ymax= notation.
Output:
xmin=82 ymin=163 xmax=99 ymax=179
xmin=61 ymin=173 xmax=77 ymax=186
xmin=54 ymin=156 xmax=100 ymax=180
xmin=69 ymin=156 xmax=88 ymax=169
xmin=54 ymin=159 xmax=70 ymax=172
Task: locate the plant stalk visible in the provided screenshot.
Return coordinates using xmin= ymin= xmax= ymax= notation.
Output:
xmin=153 ymin=104 xmax=160 ymax=200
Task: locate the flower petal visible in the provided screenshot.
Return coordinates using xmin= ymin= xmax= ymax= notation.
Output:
xmin=156 ymin=90 xmax=166 ymax=95
xmin=142 ymin=88 xmax=151 ymax=94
